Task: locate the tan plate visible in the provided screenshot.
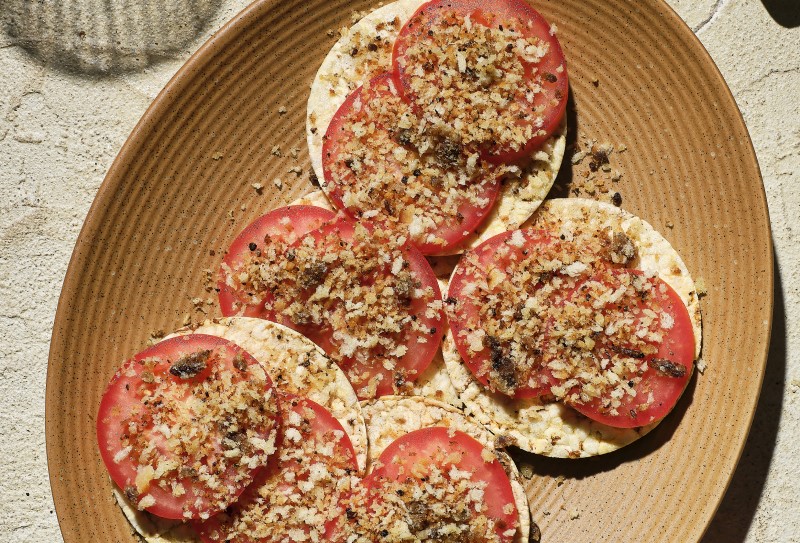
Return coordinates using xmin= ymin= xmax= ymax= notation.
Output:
xmin=46 ymin=1 xmax=772 ymax=542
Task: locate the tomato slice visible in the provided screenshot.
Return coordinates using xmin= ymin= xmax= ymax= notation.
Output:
xmin=322 ymin=72 xmax=502 ymax=255
xmin=96 ymin=334 xmax=280 ymax=520
xmin=218 ymin=205 xmax=336 ymax=317
xmin=197 ymin=394 xmax=358 ymax=543
xmin=447 ymin=228 xmax=579 ymax=398
xmin=392 ymin=0 xmax=568 ymax=163
xmin=220 ymin=211 xmax=445 ymax=399
xmin=331 ymin=427 xmax=518 ymax=542
xmin=448 ymin=227 xmax=695 ymax=426
xmin=550 ymin=267 xmax=695 ymax=428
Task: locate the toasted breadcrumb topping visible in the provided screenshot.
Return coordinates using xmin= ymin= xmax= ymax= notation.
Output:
xmin=566 ymin=140 xmax=624 ymax=199
xmin=318 ymin=17 xmax=403 ymax=98
xmin=450 ymin=230 xmax=601 ymax=396
xmin=397 ymin=8 xmax=558 ymax=154
xmin=548 ymin=267 xmax=680 ymax=416
xmin=337 ymin=436 xmax=516 ymax=542
xmin=202 ymin=397 xmax=358 ymax=542
xmin=117 ymin=348 xmax=278 ymax=517
xmin=223 ymin=219 xmax=442 ymax=397
xmin=327 ymin=75 xmax=513 ymax=250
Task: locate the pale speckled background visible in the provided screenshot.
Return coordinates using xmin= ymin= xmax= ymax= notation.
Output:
xmin=0 ymin=0 xmax=797 ymax=541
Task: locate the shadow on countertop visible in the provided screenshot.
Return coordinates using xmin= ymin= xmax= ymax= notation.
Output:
xmin=701 ymin=251 xmax=787 ymax=542
xmin=761 ymin=0 xmax=800 ymax=28
xmin=1 ymin=0 xmax=222 ymax=75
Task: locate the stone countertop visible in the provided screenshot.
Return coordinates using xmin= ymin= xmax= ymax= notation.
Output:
xmin=0 ymin=0 xmax=797 ymax=541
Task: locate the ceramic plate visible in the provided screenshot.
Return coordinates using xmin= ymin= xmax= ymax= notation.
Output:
xmin=46 ymin=1 xmax=772 ymax=541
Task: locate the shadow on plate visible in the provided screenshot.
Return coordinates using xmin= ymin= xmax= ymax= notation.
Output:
xmin=548 ymin=90 xmax=579 ymax=199
xmin=700 ymin=252 xmax=786 ymax=542
xmin=760 ymin=0 xmax=800 ymax=28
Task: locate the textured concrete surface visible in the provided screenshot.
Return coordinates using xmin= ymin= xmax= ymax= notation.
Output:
xmin=0 ymin=0 xmax=796 ymax=541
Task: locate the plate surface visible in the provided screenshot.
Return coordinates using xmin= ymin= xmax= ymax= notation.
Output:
xmin=46 ymin=1 xmax=772 ymax=542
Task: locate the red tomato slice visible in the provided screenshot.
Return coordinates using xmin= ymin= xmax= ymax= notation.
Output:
xmin=553 ymin=267 xmax=695 ymax=428
xmin=220 ymin=211 xmax=445 ymax=399
xmin=447 ymin=228 xmax=571 ymax=398
xmin=218 ymin=205 xmax=336 ymax=317
xmin=96 ymin=334 xmax=280 ymax=520
xmin=448 ymin=227 xmax=695 ymax=426
xmin=392 ymin=0 xmax=568 ymax=163
xmin=278 ymin=218 xmax=445 ymax=399
xmin=333 ymin=427 xmax=518 ymax=542
xmin=197 ymin=394 xmax=358 ymax=543
xmin=322 ymin=72 xmax=502 ymax=255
